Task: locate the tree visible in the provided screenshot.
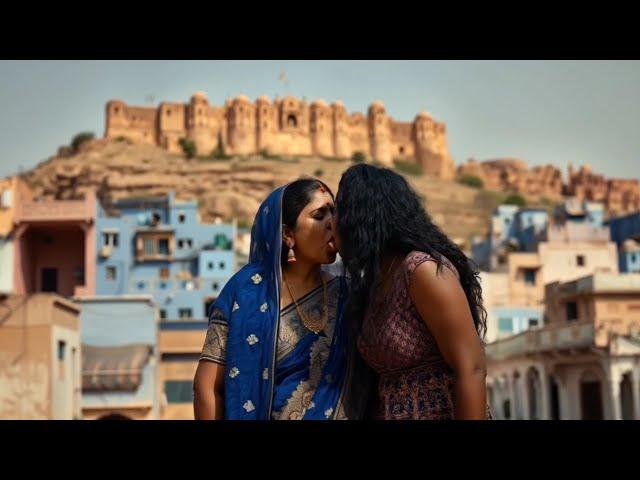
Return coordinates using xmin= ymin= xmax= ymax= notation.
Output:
xmin=179 ymin=138 xmax=197 ymax=159
xmin=351 ymin=151 xmax=366 ymax=163
xmin=71 ymin=132 xmax=95 ymax=152
xmin=212 ymin=131 xmax=228 ymax=159
xmin=458 ymin=175 xmax=484 ymax=189
xmin=504 ymin=193 xmax=527 ymax=207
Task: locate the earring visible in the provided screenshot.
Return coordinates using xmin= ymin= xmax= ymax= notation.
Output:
xmin=287 ymin=247 xmax=297 ymax=263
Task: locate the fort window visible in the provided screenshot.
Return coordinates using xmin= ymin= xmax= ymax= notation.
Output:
xmin=399 ymin=146 xmax=405 ymax=154
xmin=566 ymin=301 xmax=578 ymax=322
xmin=114 ymin=107 xmax=119 ymax=114
xmin=178 ymin=213 xmax=186 ymax=223
xmin=528 ymin=318 xmax=539 ymax=328
xmin=167 ymin=110 xmax=171 ymax=116
xmin=576 ymin=255 xmax=585 ymax=267
xmin=287 ymin=114 xmax=297 ymax=128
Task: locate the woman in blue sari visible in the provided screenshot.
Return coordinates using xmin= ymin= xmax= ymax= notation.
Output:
xmin=193 ymin=179 xmax=367 ymax=420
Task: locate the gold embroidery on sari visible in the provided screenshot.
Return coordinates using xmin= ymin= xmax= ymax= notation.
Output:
xmin=200 ymin=321 xmax=228 ymax=365
xmin=272 ymin=279 xmax=339 ymax=420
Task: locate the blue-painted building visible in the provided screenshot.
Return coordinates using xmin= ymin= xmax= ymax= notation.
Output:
xmin=491 ymin=306 xmax=544 ymax=339
xmin=553 ymin=198 xmax=604 ymax=228
xmin=605 ymin=212 xmax=640 ymax=272
xmin=77 ymin=295 xmax=160 ymax=420
xmin=95 ymin=191 xmax=236 ymax=320
xmin=472 ymin=205 xmax=549 ymax=271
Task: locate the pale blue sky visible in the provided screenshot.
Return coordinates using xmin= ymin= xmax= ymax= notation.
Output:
xmin=1 ymin=60 xmax=638 ymax=179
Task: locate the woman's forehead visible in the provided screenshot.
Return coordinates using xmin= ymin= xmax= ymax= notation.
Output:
xmin=304 ymin=190 xmax=334 ymax=209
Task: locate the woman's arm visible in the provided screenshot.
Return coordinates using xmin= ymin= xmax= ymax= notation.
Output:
xmin=409 ymin=260 xmax=487 ymax=419
xmin=193 ymin=360 xmax=225 ymax=420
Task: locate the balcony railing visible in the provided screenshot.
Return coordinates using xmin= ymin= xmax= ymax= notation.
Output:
xmin=486 ymin=320 xmax=595 ymax=361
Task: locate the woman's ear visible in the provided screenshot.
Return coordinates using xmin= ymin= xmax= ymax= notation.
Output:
xmin=282 ymin=225 xmax=295 ymax=249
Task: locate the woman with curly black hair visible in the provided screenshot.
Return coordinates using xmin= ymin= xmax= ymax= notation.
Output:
xmin=334 ymin=164 xmax=491 ymax=420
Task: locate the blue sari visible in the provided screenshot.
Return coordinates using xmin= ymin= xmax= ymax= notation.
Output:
xmin=200 ymin=185 xmax=356 ymax=420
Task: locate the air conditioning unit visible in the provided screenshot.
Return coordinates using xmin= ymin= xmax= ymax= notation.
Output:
xmin=100 ymin=246 xmax=112 ymax=257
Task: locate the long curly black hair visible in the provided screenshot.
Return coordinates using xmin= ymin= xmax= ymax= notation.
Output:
xmin=335 ymin=164 xmax=487 ymax=340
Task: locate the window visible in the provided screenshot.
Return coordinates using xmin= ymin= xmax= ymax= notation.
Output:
xmin=182 ymin=281 xmax=195 ymax=291
xmin=159 ymin=267 xmax=170 ymax=279
xmin=178 ymin=239 xmax=184 ymax=249
xmin=178 ymin=308 xmax=193 ymax=319
xmin=566 ymin=302 xmax=578 ymax=321
xmin=503 ymin=399 xmax=511 ymax=420
xmin=577 ymin=255 xmax=585 ymax=267
xmin=528 ymin=318 xmax=539 ymax=328
xmin=219 ymin=261 xmax=226 ymax=270
xmin=185 ymin=239 xmax=193 ymax=249
xmin=159 ymin=281 xmax=167 ymax=289
xmin=1 ymin=188 xmax=13 ymax=208
xmin=73 ymin=266 xmax=85 ymax=283
xmin=103 ymin=232 xmax=119 ymax=247
xmin=213 ymin=282 xmax=219 ymax=291
xmin=137 ymin=281 xmax=146 ymax=290
xmin=106 ymin=266 xmax=117 ymax=280
xmin=208 ymin=262 xmax=214 ymax=270
xmin=144 ymin=238 xmax=155 ymax=255
xmin=524 ymin=269 xmax=536 ymax=286
xmin=498 ymin=317 xmax=513 ymax=333
xmin=631 ymin=253 xmax=637 ymax=263
xmin=179 ymin=213 xmax=186 ymax=223
xmin=159 ymin=239 xmax=169 ymax=255
xmin=58 ymin=340 xmax=66 ymax=381
xmin=165 ymin=380 xmax=193 ymax=404
xmin=159 ymin=309 xmax=167 ymax=320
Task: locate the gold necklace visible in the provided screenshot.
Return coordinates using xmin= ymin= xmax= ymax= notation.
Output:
xmin=283 ymin=272 xmax=328 ymax=334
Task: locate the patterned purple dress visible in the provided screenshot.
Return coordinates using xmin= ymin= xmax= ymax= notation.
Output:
xmin=357 ymin=251 xmax=491 ymax=420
